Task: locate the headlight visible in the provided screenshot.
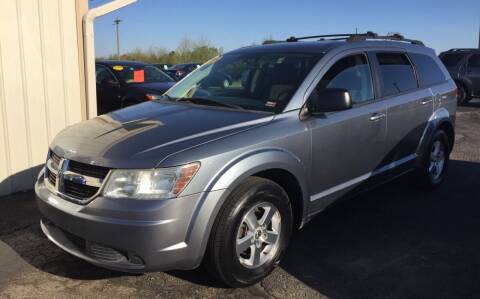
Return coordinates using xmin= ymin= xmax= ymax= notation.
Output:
xmin=102 ymin=162 xmax=200 ymax=199
xmin=145 ymin=94 xmax=164 ymax=101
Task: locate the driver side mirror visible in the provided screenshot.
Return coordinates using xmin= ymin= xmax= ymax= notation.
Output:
xmin=308 ymin=88 xmax=352 ymax=114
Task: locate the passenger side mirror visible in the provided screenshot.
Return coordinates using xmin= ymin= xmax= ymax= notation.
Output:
xmin=308 ymin=88 xmax=352 ymax=114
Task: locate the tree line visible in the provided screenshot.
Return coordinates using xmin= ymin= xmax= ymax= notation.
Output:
xmin=101 ymin=37 xmax=223 ymax=65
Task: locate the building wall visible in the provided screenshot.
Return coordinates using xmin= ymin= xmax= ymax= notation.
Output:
xmin=0 ymin=0 xmax=87 ymax=196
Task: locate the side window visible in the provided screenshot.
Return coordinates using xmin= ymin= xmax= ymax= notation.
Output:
xmin=467 ymin=54 xmax=480 ymax=75
xmin=409 ymin=53 xmax=446 ymax=87
xmin=317 ymin=54 xmax=374 ymax=104
xmin=376 ymin=53 xmax=417 ymax=97
xmin=96 ymin=65 xmax=117 ymax=84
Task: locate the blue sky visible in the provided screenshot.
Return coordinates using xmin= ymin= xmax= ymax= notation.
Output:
xmin=91 ymin=0 xmax=480 ymax=58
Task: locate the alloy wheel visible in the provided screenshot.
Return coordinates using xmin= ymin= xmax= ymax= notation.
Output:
xmin=235 ymin=202 xmax=281 ymax=269
xmin=429 ymin=140 xmax=446 ymax=182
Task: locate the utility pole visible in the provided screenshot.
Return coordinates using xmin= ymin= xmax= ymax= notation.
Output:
xmin=113 ymin=17 xmax=122 ymax=58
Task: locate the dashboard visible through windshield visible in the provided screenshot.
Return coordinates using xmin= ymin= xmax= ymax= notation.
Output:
xmin=164 ymin=52 xmax=323 ymax=113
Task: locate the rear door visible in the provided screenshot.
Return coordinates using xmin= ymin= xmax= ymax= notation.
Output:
xmin=372 ymin=52 xmax=433 ymax=166
xmin=466 ymin=53 xmax=480 ymax=96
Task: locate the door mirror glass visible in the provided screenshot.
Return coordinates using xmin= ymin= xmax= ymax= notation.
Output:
xmin=308 ymin=88 xmax=352 ymax=113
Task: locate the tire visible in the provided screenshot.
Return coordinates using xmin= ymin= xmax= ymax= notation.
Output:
xmin=415 ymin=130 xmax=450 ymax=189
xmin=457 ymin=83 xmax=471 ymax=106
xmin=204 ymin=177 xmax=293 ymax=287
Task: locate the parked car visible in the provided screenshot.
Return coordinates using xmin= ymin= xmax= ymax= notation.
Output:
xmin=36 ymin=32 xmax=456 ymax=287
xmin=166 ymin=63 xmax=200 ymax=80
xmin=95 ymin=60 xmax=176 ymax=114
xmin=439 ymin=48 xmax=480 ymax=105
xmin=153 ymin=63 xmax=172 ymax=71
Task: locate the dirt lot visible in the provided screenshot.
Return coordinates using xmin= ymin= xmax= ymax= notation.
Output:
xmin=1 ymin=101 xmax=480 ymax=299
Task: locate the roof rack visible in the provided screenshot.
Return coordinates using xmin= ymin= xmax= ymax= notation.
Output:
xmin=285 ymin=31 xmax=424 ymax=46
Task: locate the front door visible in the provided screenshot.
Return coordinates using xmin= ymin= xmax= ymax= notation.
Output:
xmin=308 ymin=53 xmax=387 ymax=212
xmin=95 ymin=64 xmax=122 ymax=114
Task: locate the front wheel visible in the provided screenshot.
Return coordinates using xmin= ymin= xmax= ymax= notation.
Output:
xmin=204 ymin=177 xmax=293 ymax=287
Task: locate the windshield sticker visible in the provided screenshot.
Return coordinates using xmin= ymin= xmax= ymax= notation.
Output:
xmin=112 ymin=65 xmax=124 ymax=71
xmin=133 ymin=70 xmax=145 ymax=83
xmin=265 ymin=101 xmax=277 ymax=108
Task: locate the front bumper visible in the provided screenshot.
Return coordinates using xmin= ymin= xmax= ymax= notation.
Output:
xmin=35 ymin=172 xmax=224 ymax=273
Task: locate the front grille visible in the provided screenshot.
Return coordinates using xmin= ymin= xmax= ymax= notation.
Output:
xmin=64 ymin=180 xmax=99 ymax=199
xmin=50 ymin=151 xmax=62 ymax=168
xmin=46 ymin=169 xmax=57 ymax=186
xmin=69 ymin=160 xmax=110 ymax=178
xmin=45 ymin=150 xmax=111 ymax=203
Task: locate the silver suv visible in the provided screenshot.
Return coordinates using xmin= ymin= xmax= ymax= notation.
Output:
xmin=36 ymin=33 xmax=457 ymax=287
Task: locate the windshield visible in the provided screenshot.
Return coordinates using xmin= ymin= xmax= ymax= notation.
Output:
xmin=112 ymin=64 xmax=174 ymax=84
xmin=164 ymin=52 xmax=322 ymax=113
xmin=440 ymin=53 xmax=465 ymax=67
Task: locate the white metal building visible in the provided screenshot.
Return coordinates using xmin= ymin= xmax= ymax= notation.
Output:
xmin=0 ymin=0 xmax=134 ymax=196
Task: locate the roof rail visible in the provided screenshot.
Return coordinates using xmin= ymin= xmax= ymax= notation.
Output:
xmin=285 ymin=31 xmax=424 ymax=46
xmin=446 ymin=48 xmax=479 ymax=52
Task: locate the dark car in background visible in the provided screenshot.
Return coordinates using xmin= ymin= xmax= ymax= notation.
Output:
xmin=154 ymin=63 xmax=172 ymax=71
xmin=439 ymin=48 xmax=480 ymax=105
xmin=96 ymin=61 xmax=176 ymax=114
xmin=166 ymin=63 xmax=201 ymax=80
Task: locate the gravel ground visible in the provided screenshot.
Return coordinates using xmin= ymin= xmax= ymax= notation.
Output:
xmin=1 ymin=101 xmax=480 ymax=299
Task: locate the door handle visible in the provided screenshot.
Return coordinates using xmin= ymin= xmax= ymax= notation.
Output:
xmin=421 ymin=98 xmax=433 ymax=105
xmin=369 ymin=113 xmax=386 ymax=122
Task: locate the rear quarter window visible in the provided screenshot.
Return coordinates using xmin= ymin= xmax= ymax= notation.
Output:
xmin=409 ymin=53 xmax=446 ymax=87
xmin=376 ymin=53 xmax=418 ymax=97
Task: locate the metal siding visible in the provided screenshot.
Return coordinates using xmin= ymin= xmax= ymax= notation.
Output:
xmin=0 ymin=0 xmax=84 ymax=196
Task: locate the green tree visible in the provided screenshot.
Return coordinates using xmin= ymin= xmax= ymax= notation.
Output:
xmin=102 ymin=37 xmax=222 ymax=65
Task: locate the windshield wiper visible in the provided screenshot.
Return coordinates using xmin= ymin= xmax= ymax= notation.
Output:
xmin=176 ymin=97 xmax=244 ymax=110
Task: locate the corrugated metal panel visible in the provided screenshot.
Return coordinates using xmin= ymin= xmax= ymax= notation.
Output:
xmin=0 ymin=0 xmax=85 ymax=196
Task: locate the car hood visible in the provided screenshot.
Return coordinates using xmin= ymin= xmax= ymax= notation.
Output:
xmin=50 ymin=101 xmax=273 ymax=169
xmin=130 ymin=82 xmax=175 ymax=94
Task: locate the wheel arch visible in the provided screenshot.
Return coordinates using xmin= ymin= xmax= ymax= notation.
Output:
xmin=437 ymin=121 xmax=455 ymax=152
xmin=184 ymin=148 xmax=310 ymax=269
xmin=416 ymin=108 xmax=455 ymax=158
xmin=253 ymin=168 xmax=305 ymax=230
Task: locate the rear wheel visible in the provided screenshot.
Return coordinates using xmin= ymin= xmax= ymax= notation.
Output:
xmin=204 ymin=177 xmax=293 ymax=287
xmin=415 ymin=130 xmax=450 ymax=189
